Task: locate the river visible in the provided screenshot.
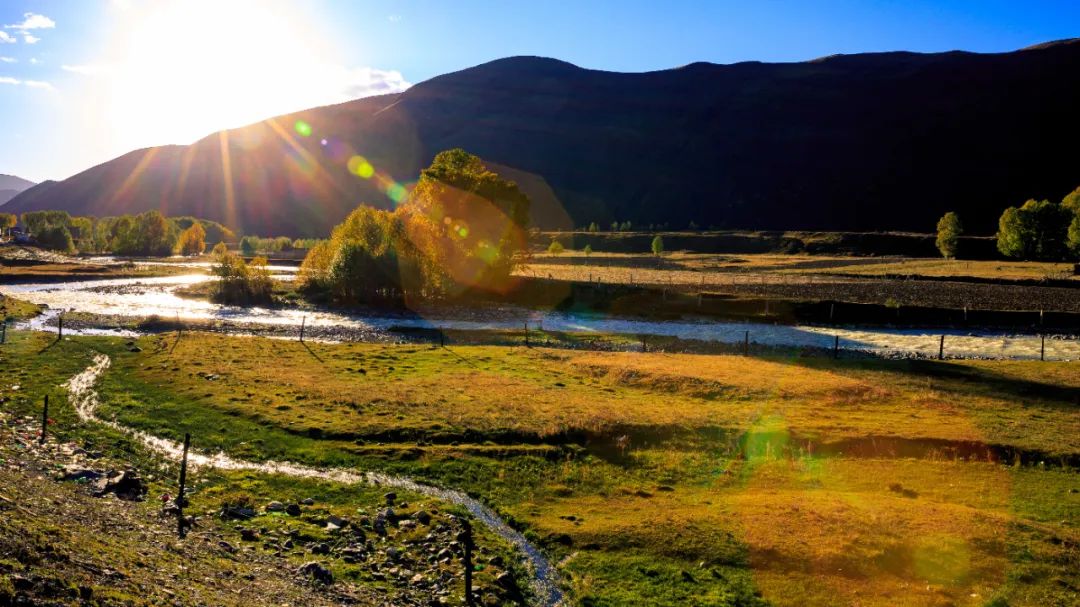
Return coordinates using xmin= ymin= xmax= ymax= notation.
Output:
xmin=2 ymin=268 xmax=1077 ymax=360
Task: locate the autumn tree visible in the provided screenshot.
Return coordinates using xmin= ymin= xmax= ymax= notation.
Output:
xmin=935 ymin=212 xmax=962 ymax=259
xmin=651 ymin=235 xmax=664 ymax=256
xmin=0 ymin=213 xmax=15 ymax=237
xmin=177 ymin=223 xmax=207 ymax=256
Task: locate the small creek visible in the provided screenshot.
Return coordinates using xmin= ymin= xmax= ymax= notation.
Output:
xmin=64 ymin=354 xmax=566 ymax=606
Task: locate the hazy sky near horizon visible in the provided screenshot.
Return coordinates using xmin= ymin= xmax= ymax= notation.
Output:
xmin=1 ymin=0 xmax=1077 ymax=184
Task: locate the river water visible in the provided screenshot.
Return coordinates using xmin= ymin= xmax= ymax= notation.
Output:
xmin=2 ymin=269 xmax=1077 ymax=360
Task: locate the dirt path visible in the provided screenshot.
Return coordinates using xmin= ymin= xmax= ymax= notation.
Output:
xmin=65 ymin=354 xmax=566 ymax=607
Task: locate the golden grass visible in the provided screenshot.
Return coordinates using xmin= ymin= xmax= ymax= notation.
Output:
xmin=118 ymin=333 xmax=1080 ymax=454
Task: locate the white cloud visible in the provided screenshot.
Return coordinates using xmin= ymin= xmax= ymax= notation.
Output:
xmin=0 ymin=31 xmax=15 ymax=44
xmin=0 ymin=76 xmax=53 ymax=90
xmin=388 ymin=14 xmax=402 ymax=22
xmin=6 ymin=13 xmax=56 ymax=30
xmin=337 ymin=66 xmax=410 ymax=99
xmin=0 ymin=56 xmax=15 ymax=63
xmin=29 ymin=57 xmax=39 ymax=64
xmin=22 ymin=33 xmax=39 ymax=44
xmin=63 ymin=64 xmax=111 ymax=76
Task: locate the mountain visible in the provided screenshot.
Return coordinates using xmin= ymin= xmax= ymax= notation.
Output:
xmin=0 ymin=174 xmax=36 ymax=207
xmin=6 ymin=40 xmax=1080 ymax=236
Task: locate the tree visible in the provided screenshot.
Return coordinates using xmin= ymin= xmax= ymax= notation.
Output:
xmin=935 ymin=212 xmax=962 ymax=259
xmin=583 ymin=244 xmax=593 ymax=256
xmin=1068 ymin=214 xmax=1080 ymax=259
xmin=610 ymin=221 xmax=619 ymax=232
xmin=547 ymin=240 xmax=564 ymax=255
xmin=996 ymin=199 xmax=1071 ymax=260
xmin=651 ymin=235 xmax=664 ymax=256
xmin=240 ymin=236 xmax=259 ymax=256
xmin=211 ymin=242 xmax=228 ymax=256
xmin=37 ymin=225 xmax=75 ymax=253
xmin=1063 ymin=186 xmax=1080 ymax=215
xmin=177 ymin=223 xmax=207 ymax=256
xmin=0 ymin=213 xmax=15 ymax=237
xmin=587 ymin=222 xmax=599 ymax=233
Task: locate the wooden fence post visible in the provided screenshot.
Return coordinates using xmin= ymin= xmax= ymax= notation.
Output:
xmin=1 ymin=318 xmax=6 ymax=344
xmin=743 ymin=331 xmax=750 ymax=356
xmin=829 ymin=303 xmax=835 ymax=321
xmin=938 ymin=335 xmax=945 ymax=360
xmin=1040 ymin=335 xmax=1045 ymax=362
xmin=833 ymin=335 xmax=839 ymax=359
xmin=299 ymin=316 xmax=306 ymax=343
xmin=57 ymin=314 xmax=63 ymax=341
xmin=461 ymin=518 xmax=474 ymax=605
xmin=40 ymin=395 xmax=48 ymax=445
xmin=523 ymin=322 xmax=529 ymax=347
xmin=177 ymin=433 xmax=191 ymax=539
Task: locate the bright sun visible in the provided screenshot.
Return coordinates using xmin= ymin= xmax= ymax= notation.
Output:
xmin=107 ymin=0 xmax=344 ymax=147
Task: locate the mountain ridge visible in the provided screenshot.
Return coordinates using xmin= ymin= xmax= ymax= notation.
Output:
xmin=0 ymin=174 xmax=36 ymax=207
xmin=6 ymin=40 xmax=1080 ymax=236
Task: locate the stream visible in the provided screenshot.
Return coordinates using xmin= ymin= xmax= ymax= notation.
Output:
xmin=2 ymin=270 xmax=1077 ymax=360
xmin=64 ymin=354 xmax=566 ymax=606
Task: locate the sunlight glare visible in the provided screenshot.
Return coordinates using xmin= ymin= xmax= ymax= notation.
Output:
xmin=107 ymin=0 xmax=345 ymax=149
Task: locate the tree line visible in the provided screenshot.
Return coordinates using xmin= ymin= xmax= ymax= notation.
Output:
xmin=935 ymin=186 xmax=1080 ymax=261
xmin=2 ymin=210 xmax=235 ymax=256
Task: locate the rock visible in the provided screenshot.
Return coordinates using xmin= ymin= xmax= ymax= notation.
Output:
xmin=311 ymin=543 xmax=330 ymax=555
xmin=656 ymin=485 xmax=675 ymax=492
xmin=487 ymin=555 xmax=504 ymax=567
xmin=384 ymin=491 xmax=397 ymax=504
xmin=415 ymin=510 xmax=432 ymax=525
xmin=385 ymin=547 xmax=403 ymax=561
xmin=218 ymin=541 xmax=237 ymax=553
xmin=681 ymin=570 xmax=696 ymax=583
xmin=410 ymin=573 xmax=426 ymax=585
xmin=91 ymin=470 xmax=147 ymax=501
xmin=285 ymin=503 xmax=301 ymax=516
xmin=59 ymin=466 xmax=102 ymax=483
xmin=240 ymin=529 xmax=259 ymax=542
xmin=129 ymin=346 xmax=142 ymax=353
xmin=220 ymin=505 xmax=256 ymax=520
xmin=302 ymin=497 xmax=315 ymax=505
xmin=266 ymin=501 xmax=285 ymax=512
xmin=495 ymin=572 xmax=514 ymax=587
xmin=298 ymin=562 xmax=333 ymax=585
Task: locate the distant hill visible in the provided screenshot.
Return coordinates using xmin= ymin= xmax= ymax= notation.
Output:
xmin=5 ymin=39 xmax=1080 ymax=236
xmin=0 ymin=174 xmax=36 ymax=207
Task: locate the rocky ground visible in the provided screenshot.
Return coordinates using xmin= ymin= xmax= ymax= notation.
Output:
xmin=0 ymin=409 xmax=528 ymax=606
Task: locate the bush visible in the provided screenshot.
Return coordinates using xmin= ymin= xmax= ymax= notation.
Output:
xmin=210 ymin=250 xmax=273 ymax=305
xmin=548 ymin=240 xmax=565 ymax=255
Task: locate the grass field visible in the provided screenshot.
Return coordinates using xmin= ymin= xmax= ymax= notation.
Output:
xmin=521 ymin=252 xmax=1078 ymax=285
xmin=3 ymin=329 xmax=1075 ymax=606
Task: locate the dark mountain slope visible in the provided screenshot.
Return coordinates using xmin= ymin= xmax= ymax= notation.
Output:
xmin=6 ymin=40 xmax=1080 ymax=236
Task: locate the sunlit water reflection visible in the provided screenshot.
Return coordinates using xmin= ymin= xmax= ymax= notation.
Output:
xmin=2 ymin=270 xmax=1076 ymax=360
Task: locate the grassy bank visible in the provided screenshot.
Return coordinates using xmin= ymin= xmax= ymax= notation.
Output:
xmin=3 ymin=330 xmax=1073 ymax=605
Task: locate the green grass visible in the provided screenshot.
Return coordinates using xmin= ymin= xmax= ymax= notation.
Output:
xmin=3 ymin=329 xmax=1078 ymax=606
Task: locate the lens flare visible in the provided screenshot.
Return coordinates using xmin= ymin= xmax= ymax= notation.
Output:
xmin=347 ymin=155 xmax=375 ymax=179
xmin=294 ymin=120 xmax=312 ymax=137
xmin=387 ymin=182 xmax=407 ymax=204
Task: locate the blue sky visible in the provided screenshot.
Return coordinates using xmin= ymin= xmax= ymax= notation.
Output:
xmin=1 ymin=0 xmax=1078 ymax=183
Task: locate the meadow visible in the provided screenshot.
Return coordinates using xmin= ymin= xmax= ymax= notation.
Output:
xmin=2 ymin=327 xmax=1075 ymax=606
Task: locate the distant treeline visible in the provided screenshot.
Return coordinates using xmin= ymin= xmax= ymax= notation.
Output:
xmin=2 ymin=210 xmax=235 ymax=256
